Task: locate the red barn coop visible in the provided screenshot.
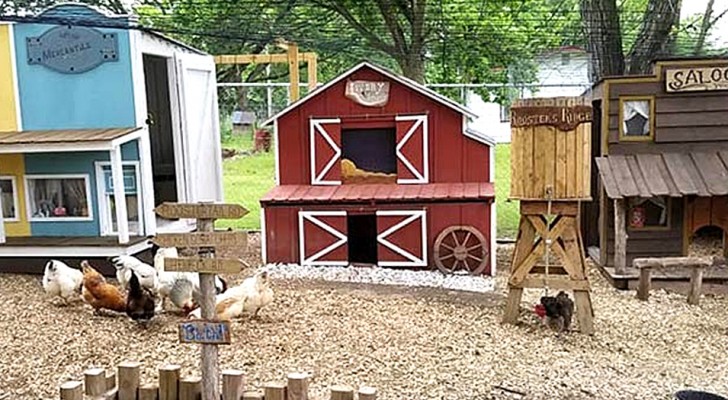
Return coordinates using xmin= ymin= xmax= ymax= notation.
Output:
xmin=259 ymin=62 xmax=496 ymax=275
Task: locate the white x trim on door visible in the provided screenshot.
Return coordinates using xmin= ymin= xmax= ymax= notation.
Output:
xmin=309 ymin=118 xmax=342 ymax=185
xmin=298 ymin=210 xmax=348 ymax=266
xmin=376 ymin=210 xmax=427 ymax=267
xmin=395 ymin=114 xmax=429 ymax=184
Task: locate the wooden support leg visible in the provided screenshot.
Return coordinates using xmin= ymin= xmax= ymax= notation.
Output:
xmin=687 ymin=267 xmax=704 ymax=305
xmin=637 ymin=267 xmax=652 ymax=301
xmin=614 ymin=199 xmax=627 ymax=275
xmin=573 ymin=290 xmax=594 ymax=335
xmin=502 ymin=287 xmax=524 ymax=324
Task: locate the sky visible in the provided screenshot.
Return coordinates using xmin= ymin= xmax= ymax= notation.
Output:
xmin=682 ymin=0 xmax=728 ymax=48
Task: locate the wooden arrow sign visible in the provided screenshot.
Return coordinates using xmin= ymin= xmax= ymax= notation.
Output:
xmin=155 ymin=202 xmax=249 ymax=220
xmin=165 ymin=257 xmax=243 ymax=274
xmin=152 ymin=231 xmax=247 ymax=248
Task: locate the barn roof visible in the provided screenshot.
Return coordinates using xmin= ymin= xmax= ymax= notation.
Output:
xmin=595 ymin=151 xmax=728 ymax=198
xmin=261 ymin=61 xmax=478 ymax=127
xmin=260 ymin=182 xmax=495 ymax=205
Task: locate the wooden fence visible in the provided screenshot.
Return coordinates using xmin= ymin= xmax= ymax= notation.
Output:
xmin=59 ymin=362 xmax=377 ymax=400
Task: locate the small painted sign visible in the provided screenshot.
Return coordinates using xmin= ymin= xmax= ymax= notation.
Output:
xmin=179 ymin=320 xmax=231 ymax=344
xmin=155 ymin=202 xmax=248 ymax=220
xmin=510 ymin=105 xmax=592 ymax=131
xmin=345 ymin=80 xmax=390 ymax=107
xmin=165 ymin=257 xmax=243 ymax=274
xmin=152 ymin=231 xmax=248 ymax=248
xmin=27 ymin=25 xmax=118 ymax=74
xmin=665 ymin=66 xmax=728 ymax=92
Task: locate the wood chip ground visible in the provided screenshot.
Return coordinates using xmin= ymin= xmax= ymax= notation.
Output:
xmin=0 ymin=235 xmax=726 ymax=399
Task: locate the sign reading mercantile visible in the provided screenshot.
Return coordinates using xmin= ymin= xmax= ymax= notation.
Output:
xmin=27 ymin=25 xmax=119 ymax=74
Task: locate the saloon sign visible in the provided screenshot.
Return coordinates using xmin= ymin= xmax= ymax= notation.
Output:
xmin=665 ymin=66 xmax=728 ymax=93
xmin=27 ymin=25 xmax=119 ymax=74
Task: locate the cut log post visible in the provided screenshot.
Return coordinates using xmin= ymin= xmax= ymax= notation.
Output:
xmin=614 ymin=199 xmax=627 ymax=275
xmin=118 ymin=361 xmax=141 ymax=400
xmin=637 ymin=267 xmax=652 ymax=301
xmin=179 ymin=377 xmax=202 ymax=400
xmin=60 ymin=381 xmax=83 ymax=400
xmin=263 ymin=382 xmax=286 ymax=400
xmin=85 ymin=368 xmax=107 ymax=397
xmin=222 ymin=369 xmax=245 ymax=400
xmin=138 ymin=384 xmax=159 ymax=400
xmin=358 ymin=386 xmax=377 ymax=400
xmin=242 ymin=391 xmax=264 ymax=400
xmin=105 ymin=372 xmax=116 ymax=391
xmin=90 ymin=389 xmax=118 ymax=400
xmin=158 ymin=365 xmax=181 ymax=400
xmin=287 ymin=372 xmax=309 ymax=400
xmin=330 ymin=385 xmax=354 ymax=400
xmin=688 ymin=267 xmax=705 ymax=305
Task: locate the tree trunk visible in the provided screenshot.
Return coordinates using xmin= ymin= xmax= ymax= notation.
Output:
xmin=693 ymin=0 xmax=715 ymax=55
xmin=626 ymin=0 xmax=681 ymax=74
xmin=398 ymin=54 xmax=426 ymax=83
xmin=580 ymin=0 xmax=625 ymax=81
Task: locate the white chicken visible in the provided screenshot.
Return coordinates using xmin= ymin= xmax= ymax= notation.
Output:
xmin=42 ymin=260 xmax=84 ymax=305
xmin=188 ymin=271 xmax=273 ymax=320
xmin=110 ymin=255 xmax=158 ymax=292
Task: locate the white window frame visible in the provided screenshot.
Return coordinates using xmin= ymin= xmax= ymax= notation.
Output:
xmin=24 ymin=174 xmax=94 ymax=222
xmin=94 ymin=161 xmax=144 ymax=236
xmin=0 ymin=176 xmax=20 ymax=222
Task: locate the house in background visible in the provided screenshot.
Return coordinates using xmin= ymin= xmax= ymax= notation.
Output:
xmin=0 ymin=3 xmax=222 ymax=270
xmin=467 ymin=46 xmax=591 ymax=143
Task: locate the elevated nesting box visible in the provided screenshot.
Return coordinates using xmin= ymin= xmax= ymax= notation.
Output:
xmin=509 ymin=97 xmax=592 ymax=200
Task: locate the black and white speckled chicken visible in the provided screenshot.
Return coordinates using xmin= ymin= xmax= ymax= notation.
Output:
xmin=540 ymin=291 xmax=574 ymax=333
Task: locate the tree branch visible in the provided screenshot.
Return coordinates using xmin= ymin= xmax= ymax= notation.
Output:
xmin=311 ymin=0 xmax=397 ymax=55
xmin=374 ymin=0 xmax=408 ymax=54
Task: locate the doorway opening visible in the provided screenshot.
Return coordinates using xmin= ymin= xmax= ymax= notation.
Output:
xmin=688 ymin=225 xmax=726 ymax=258
xmin=143 ymin=54 xmax=178 ymax=206
xmin=341 ymin=128 xmax=397 ymax=184
xmin=347 ymin=213 xmax=378 ymax=265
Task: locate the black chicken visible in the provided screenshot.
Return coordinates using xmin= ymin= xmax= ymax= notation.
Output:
xmin=126 ymin=271 xmax=156 ymax=327
xmin=539 ymin=291 xmax=574 ymax=333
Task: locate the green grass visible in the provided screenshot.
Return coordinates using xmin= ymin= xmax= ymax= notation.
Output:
xmin=218 ymin=135 xmax=520 ymax=238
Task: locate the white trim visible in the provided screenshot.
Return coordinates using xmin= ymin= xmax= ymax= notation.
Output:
xmin=376 ymin=210 xmax=427 ymax=267
xmin=395 ymin=114 xmax=429 ymax=184
xmin=0 ymin=142 xmax=113 ymax=154
xmin=0 ymin=176 xmax=20 ymax=222
xmin=110 ymin=146 xmax=130 ymax=244
xmin=24 ymin=174 xmax=94 ymax=222
xmin=309 ymin=118 xmax=342 ymax=185
xmin=261 ymin=61 xmax=478 ymax=127
xmin=260 ymin=207 xmax=267 ymax=264
xmin=171 ymin=54 xmax=189 ymax=203
xmin=273 ymin=119 xmax=281 ymax=185
xmin=129 ymin=30 xmax=148 ymax=130
xmin=0 ymin=240 xmax=152 ymax=258
xmin=110 ymin=128 xmax=144 ymax=148
xmin=210 ymin=72 xmax=224 ymax=201
xmin=94 ymin=161 xmax=144 ymax=237
xmin=137 ymin=133 xmax=156 ymax=236
xmin=464 ymin=126 xmax=497 ymax=148
xmin=8 ymin=24 xmax=22 ymax=130
xmin=298 ymin=210 xmax=348 ymax=266
xmin=489 ymin=144 xmax=497 ymax=276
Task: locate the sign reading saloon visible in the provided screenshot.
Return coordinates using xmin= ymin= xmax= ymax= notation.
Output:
xmin=27 ymin=25 xmax=119 ymax=74
xmin=665 ymin=66 xmax=728 ymax=93
xmin=510 ymin=105 xmax=592 ymax=131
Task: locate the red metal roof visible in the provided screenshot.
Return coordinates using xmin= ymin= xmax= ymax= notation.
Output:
xmin=260 ymin=183 xmax=495 ymax=205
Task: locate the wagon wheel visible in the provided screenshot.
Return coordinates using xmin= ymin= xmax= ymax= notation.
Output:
xmin=434 ymin=225 xmax=489 ymax=275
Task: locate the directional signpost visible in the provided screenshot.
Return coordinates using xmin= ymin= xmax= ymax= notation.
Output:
xmin=153 ymin=202 xmax=249 ymax=400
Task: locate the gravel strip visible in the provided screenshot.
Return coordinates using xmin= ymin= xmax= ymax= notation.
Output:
xmin=263 ymin=263 xmax=495 ymax=293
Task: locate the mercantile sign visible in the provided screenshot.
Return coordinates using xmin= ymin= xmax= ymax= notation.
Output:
xmin=27 ymin=25 xmax=119 ymax=74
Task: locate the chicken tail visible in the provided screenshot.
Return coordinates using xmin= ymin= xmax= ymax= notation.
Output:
xmin=129 ymin=271 xmax=143 ymax=296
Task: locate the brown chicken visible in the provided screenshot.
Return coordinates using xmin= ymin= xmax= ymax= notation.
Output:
xmin=81 ymin=260 xmax=126 ymax=314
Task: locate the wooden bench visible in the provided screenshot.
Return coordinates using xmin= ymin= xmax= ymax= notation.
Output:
xmin=633 ymin=256 xmax=718 ymax=305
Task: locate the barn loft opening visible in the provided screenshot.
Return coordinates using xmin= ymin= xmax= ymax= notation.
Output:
xmin=143 ymin=54 xmax=178 ymax=206
xmin=341 ymin=128 xmax=397 ymax=184
xmin=347 ymin=213 xmax=378 ymax=265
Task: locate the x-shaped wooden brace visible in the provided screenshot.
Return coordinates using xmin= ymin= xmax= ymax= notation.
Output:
xmin=509 ymin=215 xmax=585 ymax=286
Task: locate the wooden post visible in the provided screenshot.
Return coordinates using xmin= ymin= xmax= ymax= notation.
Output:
xmin=158 ymin=365 xmax=180 ymax=400
xmin=637 ymin=267 xmax=652 ymax=301
xmin=688 ymin=267 xmax=705 ymax=305
xmin=180 ymin=377 xmax=202 ymax=400
xmin=105 ymin=372 xmax=116 ymax=391
xmin=222 ymin=369 xmax=245 ymax=400
xmin=287 ymin=43 xmax=300 ymax=102
xmin=139 ymin=384 xmax=159 ymax=400
xmin=358 ymin=387 xmax=377 ymax=400
xmin=263 ymin=382 xmax=286 ymax=400
xmin=243 ymin=391 xmax=264 ymax=400
xmin=330 ymin=385 xmax=354 ymax=400
xmin=118 ymin=361 xmax=141 ymax=400
xmin=198 ymin=215 xmax=221 ymax=400
xmin=614 ymin=198 xmax=627 ymax=275
xmin=60 ymin=381 xmax=83 ymax=400
xmin=307 ymin=54 xmax=317 ymax=92
xmin=85 ymin=368 xmax=107 ymax=396
xmin=287 ymin=373 xmax=309 ymax=400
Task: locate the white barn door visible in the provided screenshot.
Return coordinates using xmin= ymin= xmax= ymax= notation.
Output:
xmin=175 ymin=54 xmax=223 ymax=202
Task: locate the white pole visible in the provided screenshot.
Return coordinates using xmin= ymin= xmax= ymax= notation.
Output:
xmin=110 ymin=145 xmax=130 ymax=244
